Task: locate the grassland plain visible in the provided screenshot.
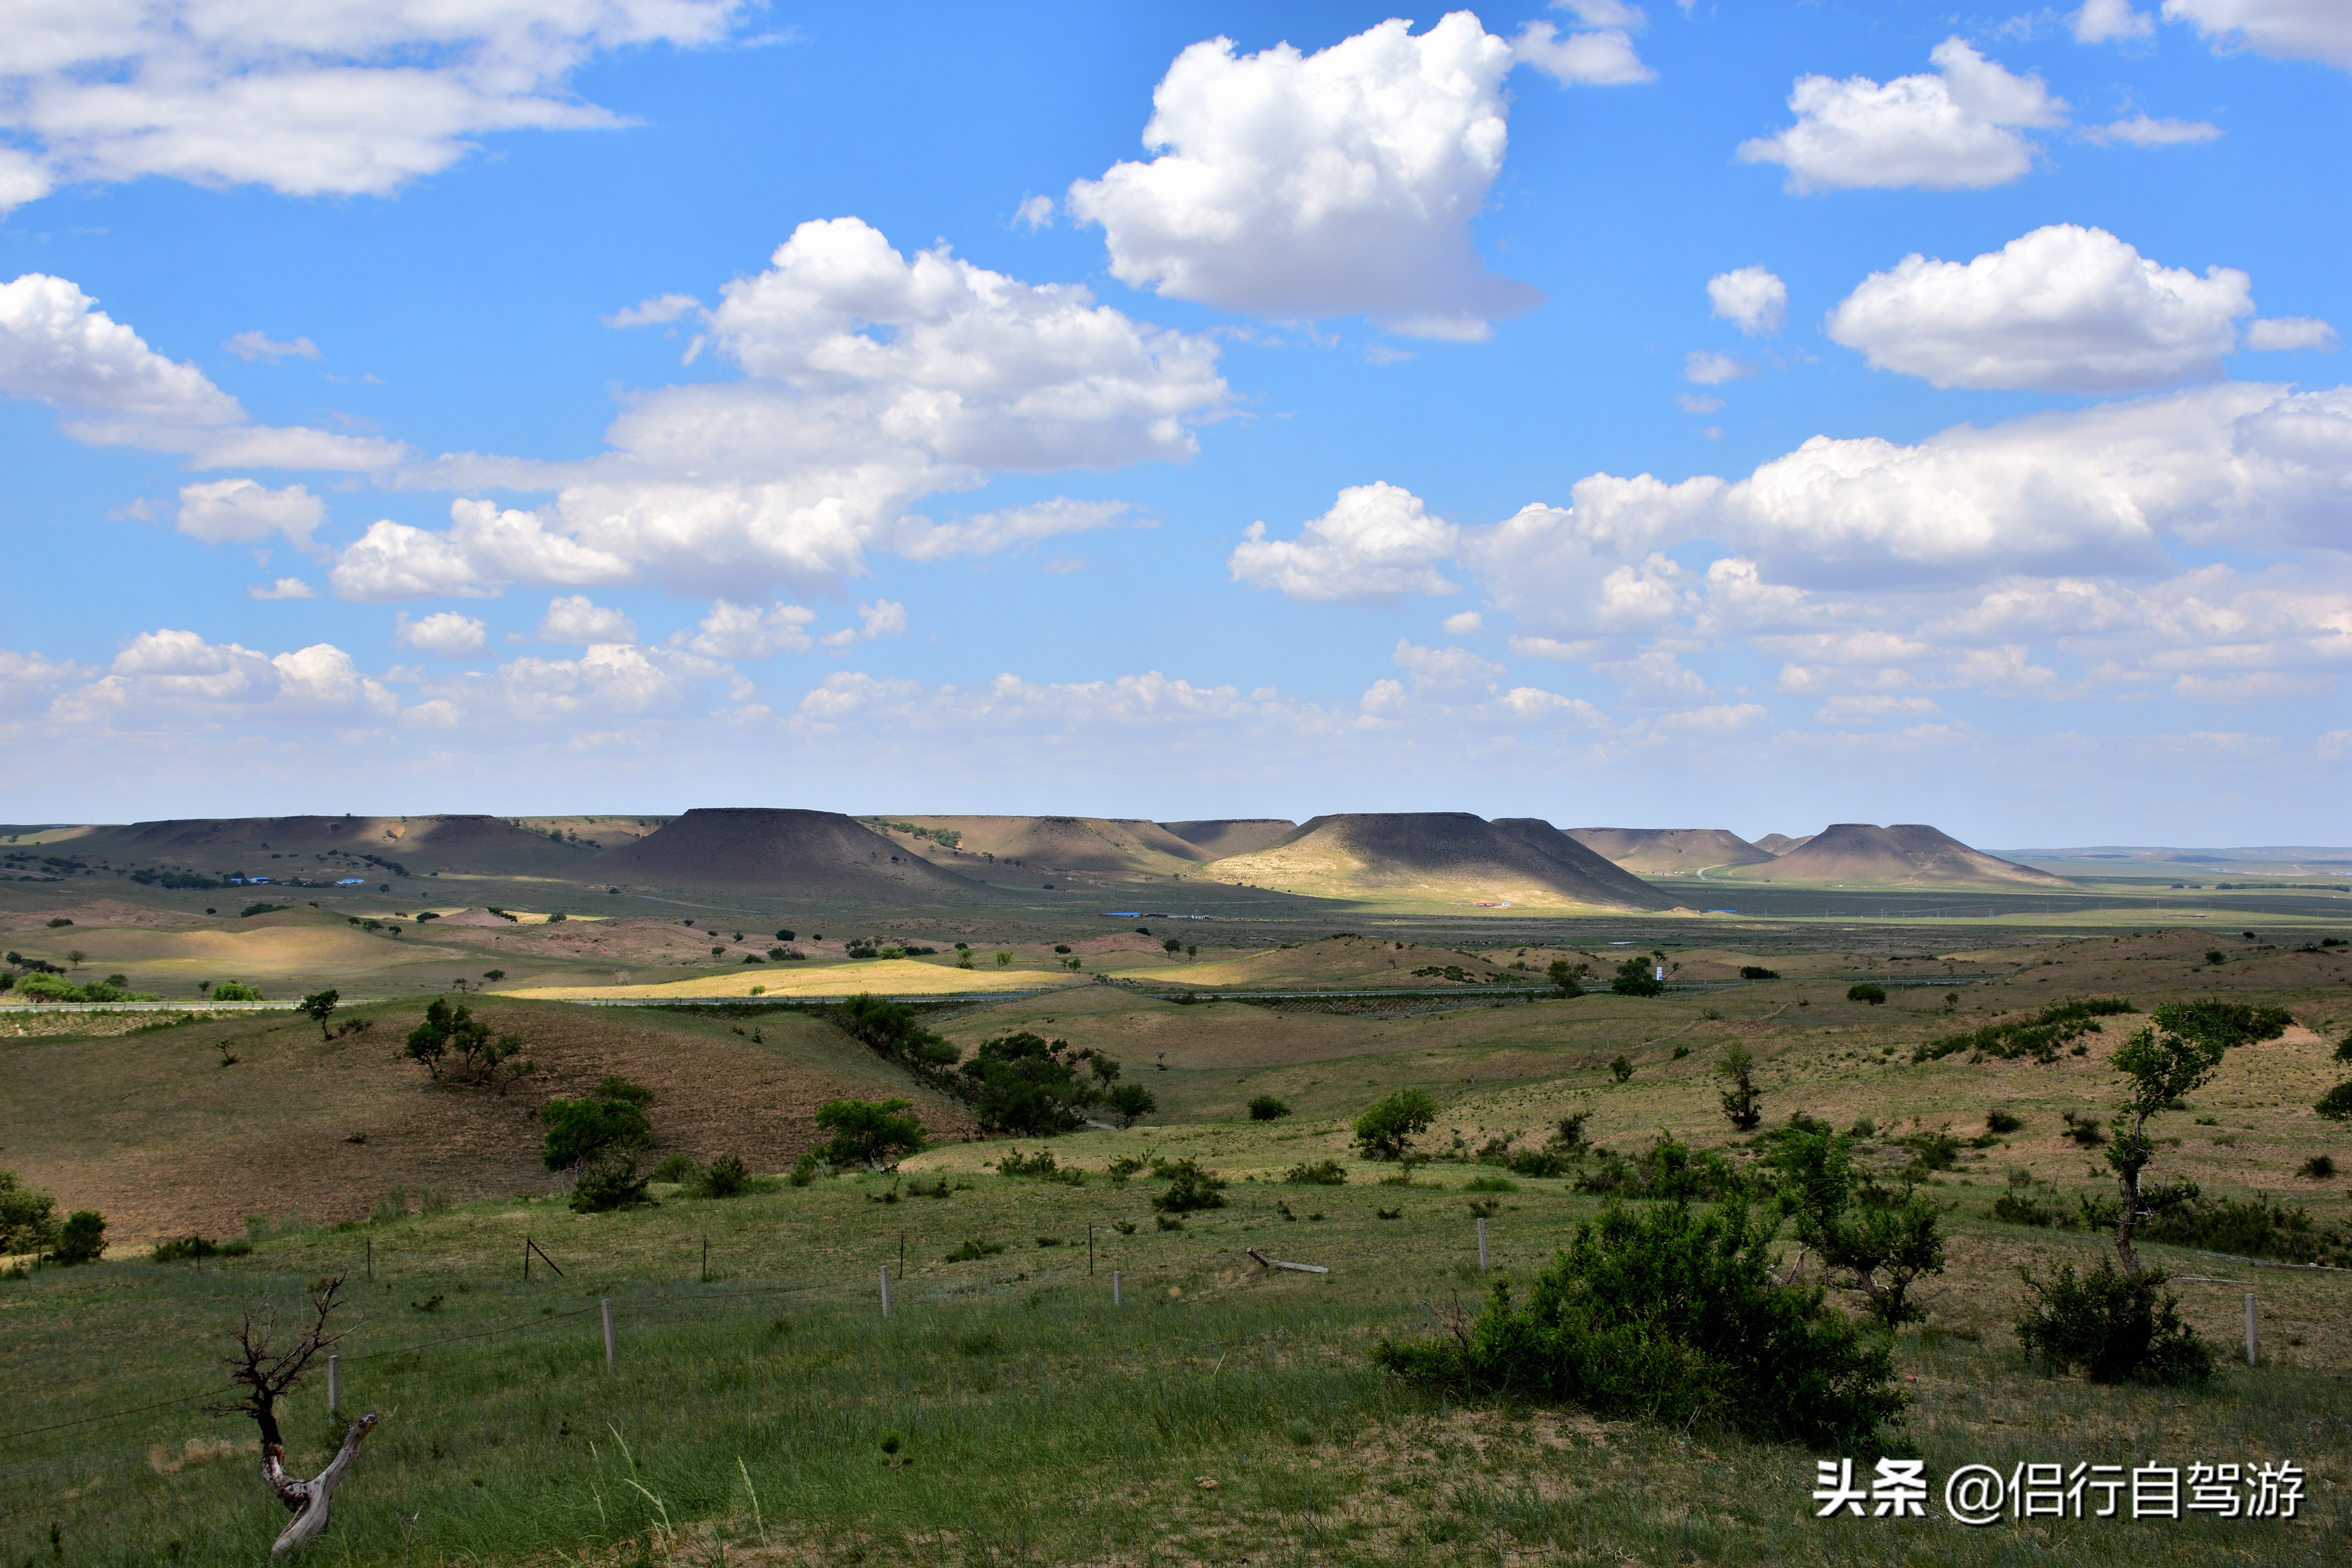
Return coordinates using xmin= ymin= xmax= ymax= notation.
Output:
xmin=2 ymin=898 xmax=2350 ymax=1565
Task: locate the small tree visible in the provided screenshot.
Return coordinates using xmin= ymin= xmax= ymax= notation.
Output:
xmin=1354 ymin=1088 xmax=1438 ymax=1161
xmin=542 ymin=1077 xmax=656 ymax=1210
xmin=1608 ymin=1055 xmax=1634 ymax=1082
xmin=1105 ymin=1082 xmax=1156 ymax=1127
xmin=814 ymin=1098 xmax=929 ymax=1170
xmin=2109 ymin=1001 xmax=2274 ymax=1275
xmin=960 ymin=1032 xmax=1098 ymax=1134
xmin=1769 ymin=1126 xmax=1945 ymax=1327
xmin=2314 ymin=1030 xmax=2352 ymax=1121
xmin=1610 ymin=958 xmax=1662 ymax=997
xmin=1162 ymin=937 xmax=1182 ymax=955
xmin=50 ymin=1209 xmax=106 ymax=1265
xmin=299 ymin=988 xmax=339 ymax=1040
xmin=1847 ymin=984 xmax=1887 ymax=1005
xmin=211 ymin=1275 xmax=382 ymax=1555
xmin=1548 ymin=958 xmax=1584 ymax=998
xmin=1247 ymin=1094 xmax=1291 ymax=1121
xmin=0 ymin=1170 xmax=60 ymax=1256
xmin=1717 ymin=1042 xmax=1764 ymax=1132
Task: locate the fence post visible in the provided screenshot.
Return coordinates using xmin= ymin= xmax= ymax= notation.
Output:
xmin=366 ymin=1238 xmax=372 ymax=1281
xmin=2245 ymin=1292 xmax=2258 ymax=1367
xmin=601 ymin=1299 xmax=616 ymax=1371
xmin=1113 ymin=1270 xmax=1122 ymax=1307
xmin=1089 ymin=1225 xmax=1094 ymax=1276
xmin=880 ymin=1267 xmax=892 ymax=1318
xmin=701 ymin=1234 xmax=709 ymax=1284
xmin=327 ymin=1354 xmax=340 ymax=1414
xmin=1477 ymin=1216 xmax=1488 ymax=1274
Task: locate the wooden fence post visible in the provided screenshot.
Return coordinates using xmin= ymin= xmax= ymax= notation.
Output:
xmin=327 ymin=1354 xmax=340 ymax=1414
xmin=1112 ymin=1270 xmax=1122 ymax=1307
xmin=2245 ymin=1292 xmax=2258 ymax=1367
xmin=601 ymin=1299 xmax=616 ymax=1371
xmin=1477 ymin=1216 xmax=1488 ymax=1273
xmin=880 ymin=1267 xmax=892 ymax=1318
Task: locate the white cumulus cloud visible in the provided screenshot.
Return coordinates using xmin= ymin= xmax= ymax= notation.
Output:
xmin=2075 ymin=0 xmax=2156 ymax=42
xmin=1826 ymin=225 xmax=2254 ymax=393
xmin=174 ymin=478 xmax=324 ymax=546
xmin=331 ymin=498 xmax=633 ymax=600
xmin=0 ymin=1 xmax=751 ymax=215
xmin=603 ymin=294 xmax=702 ymax=328
xmin=396 ymin=611 xmax=490 ymax=659
xmin=1066 ymin=14 xmax=1541 ymax=340
xmin=686 ymin=601 xmax=816 ymax=660
xmin=2247 ymin=316 xmax=2339 ymax=352
xmin=2163 ymin=0 xmax=2352 ymax=71
xmin=1738 ymin=38 xmax=2067 ymax=194
xmin=1230 ymin=481 xmax=1460 ymax=604
xmin=247 ymin=577 xmax=317 ymax=600
xmin=0 ymin=272 xmax=406 ymax=467
xmin=1708 ymin=267 xmax=1786 ymax=334
xmin=537 ymin=595 xmax=639 ymax=645
xmin=1511 ymin=18 xmax=1655 ymax=87
xmin=892 ymin=499 xmax=1132 ymax=562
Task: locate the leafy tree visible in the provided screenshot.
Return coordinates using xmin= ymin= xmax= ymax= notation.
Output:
xmin=1608 ymin=1055 xmax=1634 ymax=1082
xmin=1768 ymin=1125 xmax=1945 ymax=1327
xmin=1353 ymin=1088 xmax=1438 ymax=1161
xmin=50 ymin=1210 xmax=106 ymax=1265
xmin=1370 ymin=1198 xmax=1907 ymax=1450
xmin=1247 ymin=1094 xmax=1291 ymax=1121
xmin=2318 ymin=1082 xmax=2352 ymax=1121
xmin=1609 ymin=958 xmax=1663 ymax=997
xmin=541 ymin=1079 xmax=654 ymax=1172
xmin=1104 ymin=1082 xmax=1156 ymax=1127
xmin=1717 ymin=1042 xmax=1764 ymax=1132
xmin=814 ymin=1098 xmax=929 ymax=1170
xmin=1738 ymin=965 xmax=1779 ymax=980
xmin=0 ymin=1170 xmax=60 ymax=1256
xmin=1162 ymin=937 xmax=1182 ymax=954
xmin=835 ymin=994 xmax=961 ymax=1069
xmin=403 ymin=998 xmax=528 ymax=1089
xmin=2108 ymin=1001 xmax=2268 ymax=1275
xmin=212 ymin=981 xmax=263 ymax=1001
xmin=1846 ymin=984 xmax=1887 ymax=1005
xmin=1548 ymin=959 xmax=1585 ymax=998
xmin=299 ymin=988 xmax=339 ymax=1041
xmin=960 ymin=1032 xmax=1099 ymax=1134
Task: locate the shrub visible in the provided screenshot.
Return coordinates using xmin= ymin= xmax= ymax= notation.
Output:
xmin=1104 ymin=1082 xmax=1157 ymax=1127
xmin=2316 ymin=1082 xmax=2352 ymax=1121
xmin=1353 ymin=1088 xmax=1438 ymax=1160
xmin=833 ymin=994 xmax=962 ymax=1073
xmin=1846 ymin=984 xmax=1887 ymax=1005
xmin=570 ymin=1158 xmax=653 ymax=1213
xmin=1608 ymin=1055 xmax=1633 ymax=1083
xmin=1991 ymin=1187 xmax=2069 ymax=1229
xmin=815 ymin=1098 xmax=928 ymax=1171
xmin=945 ymin=1238 xmax=1005 ymax=1263
xmin=2014 ymin=1258 xmax=2214 ymax=1385
xmin=789 ymin=1152 xmax=819 ymax=1187
xmin=1247 ymin=1094 xmax=1291 ymax=1121
xmin=1985 ymin=1108 xmax=2024 ymax=1134
xmin=1609 ymin=958 xmax=1663 ymax=997
xmin=211 ymin=981 xmax=263 ymax=1001
xmin=1153 ymin=1158 xmax=1227 ymax=1213
xmin=1738 ymin=965 xmax=1779 ymax=980
xmin=1371 ymin=1198 xmax=1907 ymax=1449
xmin=1547 ymin=959 xmax=1585 ymax=998
xmin=49 ymin=1210 xmax=107 ymax=1265
xmin=650 ymin=1153 xmax=702 ymax=1184
xmin=0 ymin=1170 xmax=60 ymax=1256
xmin=541 ymin=1077 xmax=655 ymax=1209
xmin=2301 ymin=1154 xmax=2337 ymax=1180
xmin=699 ymin=1154 xmax=751 ymax=1198
xmin=1464 ymin=1175 xmax=1515 ymax=1193
xmin=1716 ymin=1043 xmax=1763 ymax=1132
xmin=1285 ymin=1160 xmax=1348 ymax=1185
xmin=2061 ymin=1110 xmax=2108 ymax=1147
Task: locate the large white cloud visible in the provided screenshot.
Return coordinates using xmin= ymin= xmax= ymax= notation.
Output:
xmin=395 ymin=611 xmax=490 ymax=659
xmin=1825 ymin=225 xmax=2255 ymax=393
xmin=1738 ymin=39 xmax=2067 ymax=193
xmin=0 ymin=272 xmax=406 ymax=467
xmin=538 ymin=595 xmax=639 ymax=645
xmin=1708 ymin=267 xmax=1786 ymax=334
xmin=0 ymin=1 xmax=749 ymax=213
xmin=1066 ymin=14 xmax=1541 ymax=340
xmin=49 ymin=628 xmax=399 ymax=726
xmin=2163 ymin=0 xmax=2352 ymax=71
xmin=372 ymin=218 xmax=1230 ymax=600
xmin=1229 ymin=481 xmax=1461 ymax=604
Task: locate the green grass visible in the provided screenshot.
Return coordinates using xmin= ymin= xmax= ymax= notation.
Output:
xmin=4 ymin=1164 xmax=2347 ymax=1566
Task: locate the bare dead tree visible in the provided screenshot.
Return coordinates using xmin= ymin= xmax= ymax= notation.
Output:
xmin=210 ymin=1274 xmax=383 ymax=1557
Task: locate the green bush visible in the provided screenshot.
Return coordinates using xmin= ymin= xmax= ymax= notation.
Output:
xmin=814 ymin=1098 xmax=928 ymax=1171
xmin=698 ymin=1154 xmax=751 ymax=1198
xmin=1846 ymin=984 xmax=1887 ymax=1005
xmin=2316 ymin=1082 xmax=2352 ymax=1121
xmin=946 ymin=1238 xmax=1005 ymax=1262
xmin=1353 ymin=1088 xmax=1438 ymax=1160
xmin=211 ymin=981 xmax=263 ymax=1001
xmin=1104 ymin=1082 xmax=1156 ymax=1127
xmin=50 ymin=1210 xmax=107 ymax=1265
xmin=1738 ymin=965 xmax=1779 ymax=980
xmin=570 ymin=1157 xmax=653 ymax=1213
xmin=543 ymin=1078 xmax=655 ymax=1212
xmin=650 ymin=1153 xmax=703 ymax=1184
xmin=1608 ymin=1055 xmax=1633 ymax=1083
xmin=0 ymin=1170 xmax=60 ymax=1256
xmin=1547 ymin=959 xmax=1585 ymax=998
xmin=1985 ymin=1107 xmax=2024 ymax=1134
xmin=1284 ymin=1160 xmax=1347 ymax=1185
xmin=1152 ymin=1158 xmax=1227 ymax=1212
xmin=2301 ymin=1154 xmax=2336 ymax=1179
xmin=789 ymin=1152 xmax=819 ymax=1187
xmin=1463 ymin=1175 xmax=1516 ymax=1193
xmin=1915 ymin=996 xmax=2134 ymax=1064
xmin=1716 ymin=1043 xmax=1763 ymax=1132
xmin=150 ymin=1235 xmax=251 ymax=1262
xmin=959 ymin=1032 xmax=1097 ymax=1134
xmin=1247 ymin=1094 xmax=1291 ymax=1121
xmin=1370 ymin=1198 xmax=1907 ymax=1450
xmin=2014 ymin=1258 xmax=2214 ymax=1385
xmin=1608 ymin=958 xmax=1663 ymax=997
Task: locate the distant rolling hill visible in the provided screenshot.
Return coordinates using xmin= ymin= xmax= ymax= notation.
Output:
xmin=864 ymin=815 xmax=1210 ymax=880
xmin=596 ymin=808 xmax=1010 ymax=902
xmin=1564 ymin=827 xmax=1776 ymax=876
xmin=1201 ymin=813 xmax=1680 ymax=910
xmin=1714 ymin=824 xmax=2073 ymax=888
xmin=1157 ymin=819 xmax=1298 ymax=859
xmin=1754 ymin=833 xmax=1813 ymax=856
xmin=57 ymin=814 xmax=596 ymax=883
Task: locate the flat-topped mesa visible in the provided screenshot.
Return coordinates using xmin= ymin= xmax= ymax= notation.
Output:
xmin=1202 ymin=812 xmax=1679 ymax=911
xmin=1155 ymin=819 xmax=1298 ymax=859
xmin=861 ymin=815 xmax=1216 ymax=878
xmin=1563 ymin=827 xmax=1777 ymax=876
xmin=595 ymin=808 xmax=1006 ymax=900
xmin=64 ymin=814 xmax=590 ymax=878
xmin=1728 ymin=823 xmax=2073 ymax=888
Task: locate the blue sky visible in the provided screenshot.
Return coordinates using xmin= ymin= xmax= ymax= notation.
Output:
xmin=2 ymin=1 xmax=2346 ymax=843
